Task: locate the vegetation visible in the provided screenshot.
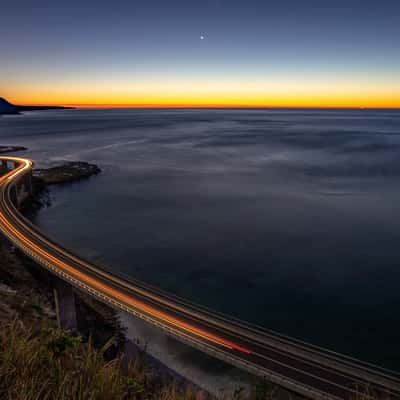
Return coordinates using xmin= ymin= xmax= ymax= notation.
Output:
xmin=0 ymin=317 xmax=387 ymax=400
xmin=0 ymin=318 xmax=199 ymax=400
xmin=0 ymin=239 xmax=199 ymax=400
xmin=0 ymin=222 xmax=386 ymax=400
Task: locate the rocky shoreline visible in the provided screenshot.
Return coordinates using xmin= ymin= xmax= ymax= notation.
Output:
xmin=33 ymin=161 xmax=101 ymax=184
xmin=0 ymin=150 xmax=124 ymax=354
xmin=0 ymin=149 xmax=112 ymax=343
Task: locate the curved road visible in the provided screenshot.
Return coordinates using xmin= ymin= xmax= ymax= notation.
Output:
xmin=0 ymin=156 xmax=399 ymax=400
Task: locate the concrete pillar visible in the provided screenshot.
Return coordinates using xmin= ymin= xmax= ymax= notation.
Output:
xmin=6 ymin=173 xmax=32 ymax=209
xmin=16 ymin=182 xmax=22 ymax=204
xmin=53 ymin=278 xmax=78 ymax=332
xmin=25 ymin=172 xmax=32 ymax=195
xmin=15 ymin=178 xmax=31 ymax=205
xmin=20 ymin=177 xmax=27 ymax=195
xmin=10 ymin=185 xmax=18 ymax=207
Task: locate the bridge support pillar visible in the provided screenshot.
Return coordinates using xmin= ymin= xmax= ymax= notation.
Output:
xmin=16 ymin=182 xmax=23 ymax=206
xmin=10 ymin=185 xmax=18 ymax=207
xmin=22 ymin=172 xmax=33 ymax=195
xmin=53 ymin=278 xmax=78 ymax=332
xmin=13 ymin=171 xmax=33 ymax=206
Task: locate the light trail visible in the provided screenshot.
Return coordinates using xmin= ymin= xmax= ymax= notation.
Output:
xmin=0 ymin=156 xmax=399 ymax=400
xmin=3 ymin=161 xmax=398 ymax=381
xmin=0 ymin=159 xmax=251 ymax=354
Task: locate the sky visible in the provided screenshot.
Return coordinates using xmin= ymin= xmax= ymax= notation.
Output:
xmin=1 ymin=0 xmax=400 ymax=107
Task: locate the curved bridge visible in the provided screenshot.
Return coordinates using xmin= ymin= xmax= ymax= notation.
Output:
xmin=1 ymin=156 xmax=399 ymax=400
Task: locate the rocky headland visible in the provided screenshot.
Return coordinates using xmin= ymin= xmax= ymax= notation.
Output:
xmin=0 ymin=97 xmax=74 ymax=115
xmin=0 ymin=145 xmax=27 ymax=154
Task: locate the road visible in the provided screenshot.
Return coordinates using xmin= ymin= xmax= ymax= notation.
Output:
xmin=0 ymin=156 xmax=399 ymax=400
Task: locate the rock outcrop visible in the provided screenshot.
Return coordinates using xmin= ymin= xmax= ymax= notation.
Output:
xmin=33 ymin=161 xmax=101 ymax=184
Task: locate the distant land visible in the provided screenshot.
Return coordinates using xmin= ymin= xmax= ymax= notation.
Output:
xmin=0 ymin=97 xmax=74 ymax=115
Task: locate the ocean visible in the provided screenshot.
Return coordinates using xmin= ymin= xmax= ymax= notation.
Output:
xmin=1 ymin=108 xmax=400 ymax=370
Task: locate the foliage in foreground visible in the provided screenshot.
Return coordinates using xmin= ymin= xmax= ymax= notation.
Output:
xmin=0 ymin=319 xmax=198 ymax=400
xmin=0 ymin=317 xmax=386 ymax=400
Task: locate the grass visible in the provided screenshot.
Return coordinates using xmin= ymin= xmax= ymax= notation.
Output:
xmin=0 ymin=319 xmax=390 ymax=400
xmin=0 ymin=316 xmax=288 ymax=400
xmin=0 ymin=242 xmax=389 ymax=400
xmin=0 ymin=301 xmax=389 ymax=400
xmin=0 ymin=318 xmax=201 ymax=400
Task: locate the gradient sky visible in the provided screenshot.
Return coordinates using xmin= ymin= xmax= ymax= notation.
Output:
xmin=1 ymin=0 xmax=400 ymax=107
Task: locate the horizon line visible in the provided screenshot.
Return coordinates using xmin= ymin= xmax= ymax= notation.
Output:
xmin=17 ymin=103 xmax=400 ymax=110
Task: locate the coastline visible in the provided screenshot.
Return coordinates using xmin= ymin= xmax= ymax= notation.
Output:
xmin=0 ymin=148 xmax=218 ymax=399
xmin=33 ymin=161 xmax=101 ymax=185
xmin=0 ymin=147 xmax=289 ymax=400
xmin=0 ymin=146 xmax=27 ymax=154
xmin=1 ymin=146 xmax=386 ymax=399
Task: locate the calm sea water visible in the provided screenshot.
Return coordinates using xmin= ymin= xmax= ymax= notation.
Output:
xmin=1 ymin=108 xmax=400 ymax=369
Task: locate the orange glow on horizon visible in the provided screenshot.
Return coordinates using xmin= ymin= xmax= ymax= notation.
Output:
xmin=4 ymin=80 xmax=400 ymax=109
xmin=7 ymin=95 xmax=400 ymax=109
xmin=7 ymin=100 xmax=400 ymax=109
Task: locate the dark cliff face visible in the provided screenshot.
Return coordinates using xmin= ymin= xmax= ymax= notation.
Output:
xmin=0 ymin=98 xmax=18 ymax=115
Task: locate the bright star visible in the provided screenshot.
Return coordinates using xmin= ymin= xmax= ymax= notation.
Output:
xmin=200 ymin=35 xmax=205 ymax=40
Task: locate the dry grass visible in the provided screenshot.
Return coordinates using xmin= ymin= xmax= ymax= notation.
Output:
xmin=0 ymin=316 xmax=287 ymax=400
xmin=0 ymin=318 xmax=200 ymax=400
xmin=0 ymin=316 xmax=390 ymax=400
xmin=0 ymin=246 xmax=388 ymax=400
